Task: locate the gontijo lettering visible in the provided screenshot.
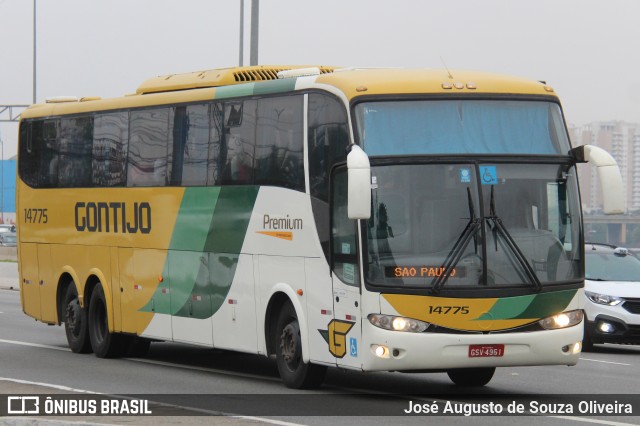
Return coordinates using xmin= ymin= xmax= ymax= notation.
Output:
xmin=75 ymin=202 xmax=151 ymax=234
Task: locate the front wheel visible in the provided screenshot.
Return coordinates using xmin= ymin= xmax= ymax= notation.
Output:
xmin=88 ymin=284 xmax=125 ymax=358
xmin=62 ymin=284 xmax=92 ymax=354
xmin=447 ymin=367 xmax=495 ymax=387
xmin=275 ymin=303 xmax=327 ymax=389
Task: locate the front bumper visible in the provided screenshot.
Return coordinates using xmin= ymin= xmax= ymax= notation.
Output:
xmin=585 ymin=314 xmax=640 ymax=345
xmin=360 ymin=320 xmax=582 ymax=372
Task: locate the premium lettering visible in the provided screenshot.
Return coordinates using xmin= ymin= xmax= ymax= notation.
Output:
xmin=75 ymin=202 xmax=151 ymax=234
xmin=263 ymin=214 xmax=303 ymax=230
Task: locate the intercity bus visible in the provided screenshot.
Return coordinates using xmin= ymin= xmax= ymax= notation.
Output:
xmin=17 ymin=65 xmax=624 ymax=388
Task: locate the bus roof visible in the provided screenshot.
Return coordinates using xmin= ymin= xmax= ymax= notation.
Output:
xmin=20 ymin=66 xmax=558 ymax=120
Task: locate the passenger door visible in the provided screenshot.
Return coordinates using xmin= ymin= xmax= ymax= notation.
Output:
xmin=330 ymin=168 xmax=362 ymax=369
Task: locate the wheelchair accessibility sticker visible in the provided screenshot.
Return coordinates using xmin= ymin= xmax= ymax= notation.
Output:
xmin=480 ymin=166 xmax=498 ymax=185
xmin=350 ymin=337 xmax=358 ymax=357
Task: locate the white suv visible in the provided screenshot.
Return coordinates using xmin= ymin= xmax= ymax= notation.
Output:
xmin=583 ymin=243 xmax=640 ymax=350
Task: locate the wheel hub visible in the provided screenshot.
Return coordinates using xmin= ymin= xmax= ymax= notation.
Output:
xmin=66 ymin=300 xmax=80 ymax=333
xmin=280 ymin=323 xmax=298 ymax=365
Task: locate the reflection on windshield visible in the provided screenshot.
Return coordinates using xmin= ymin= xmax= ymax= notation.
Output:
xmin=364 ymin=163 xmax=581 ymax=290
xmin=586 ymin=251 xmax=640 ymax=281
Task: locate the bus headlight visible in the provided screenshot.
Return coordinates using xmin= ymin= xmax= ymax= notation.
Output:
xmin=368 ymin=314 xmax=429 ymax=332
xmin=538 ymin=310 xmax=583 ymax=330
xmin=585 ymin=291 xmax=623 ymax=306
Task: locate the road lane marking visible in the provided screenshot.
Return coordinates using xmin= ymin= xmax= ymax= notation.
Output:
xmin=0 ymin=376 xmax=99 ymax=393
xmin=551 ymin=416 xmax=640 ymax=426
xmin=0 ymin=377 xmax=304 ymax=426
xmin=580 ymin=357 xmax=631 ymax=366
xmin=123 ymin=356 xmax=282 ymax=382
xmin=0 ymin=338 xmax=71 ymax=352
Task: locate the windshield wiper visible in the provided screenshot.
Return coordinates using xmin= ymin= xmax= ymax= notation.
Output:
xmin=432 ymin=187 xmax=481 ymax=293
xmin=486 ymin=186 xmax=542 ymax=292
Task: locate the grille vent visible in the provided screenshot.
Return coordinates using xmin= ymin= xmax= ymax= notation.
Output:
xmin=233 ymin=66 xmax=335 ymax=82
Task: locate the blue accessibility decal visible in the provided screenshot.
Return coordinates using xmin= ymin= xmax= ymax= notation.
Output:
xmin=479 ymin=166 xmax=498 ymax=185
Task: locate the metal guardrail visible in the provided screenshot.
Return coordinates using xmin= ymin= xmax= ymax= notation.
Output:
xmin=0 ymin=105 xmax=29 ymax=122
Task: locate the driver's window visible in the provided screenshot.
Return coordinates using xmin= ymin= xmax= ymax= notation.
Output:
xmin=331 ymin=169 xmax=358 ymax=286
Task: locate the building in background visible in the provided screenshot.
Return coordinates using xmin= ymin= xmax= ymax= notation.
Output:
xmin=0 ymin=158 xmax=16 ymax=224
xmin=570 ymin=121 xmax=640 ymax=213
xmin=569 ymin=122 xmax=640 ymax=245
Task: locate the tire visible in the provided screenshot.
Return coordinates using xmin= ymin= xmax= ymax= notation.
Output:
xmin=62 ymin=284 xmax=92 ymax=354
xmin=88 ymin=283 xmax=125 ymax=358
xmin=447 ymin=367 xmax=496 ymax=387
xmin=275 ymin=303 xmax=327 ymax=389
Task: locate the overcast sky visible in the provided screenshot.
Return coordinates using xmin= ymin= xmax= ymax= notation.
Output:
xmin=1 ymin=0 xmax=639 ymax=158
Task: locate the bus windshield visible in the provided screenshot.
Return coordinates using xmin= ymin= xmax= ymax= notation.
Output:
xmin=364 ymin=162 xmax=582 ymax=290
xmin=355 ymin=100 xmax=571 ymax=156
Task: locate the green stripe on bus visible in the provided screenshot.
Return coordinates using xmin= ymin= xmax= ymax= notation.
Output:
xmin=475 ymin=294 xmax=536 ymax=320
xmin=141 ymin=186 xmax=258 ymax=317
xmin=169 ymin=187 xmax=220 ymax=251
xmin=253 ymin=78 xmax=297 ymax=95
xmin=215 ymin=84 xmax=256 ymax=99
xmin=214 ymin=79 xmax=297 ymax=100
xmin=476 ymin=289 xmax=577 ymax=321
xmin=204 ymin=186 xmax=259 ymax=253
xmin=512 ymin=289 xmax=577 ymax=319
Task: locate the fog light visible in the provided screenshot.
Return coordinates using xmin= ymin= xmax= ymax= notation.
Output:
xmin=598 ymin=321 xmax=615 ymax=333
xmin=572 ymin=342 xmax=582 ymax=354
xmin=372 ymin=344 xmax=390 ymax=359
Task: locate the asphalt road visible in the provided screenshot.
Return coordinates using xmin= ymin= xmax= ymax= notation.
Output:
xmin=1 ymin=261 xmax=639 ymax=425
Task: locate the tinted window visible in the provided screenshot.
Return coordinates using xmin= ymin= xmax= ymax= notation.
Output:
xmin=19 ymin=120 xmax=58 ymax=188
xmin=170 ymin=105 xmax=210 ymax=186
xmin=308 ymin=93 xmax=349 ymax=200
xmin=220 ymin=100 xmax=256 ymax=185
xmin=208 ymin=103 xmax=223 ymax=185
xmin=92 ymin=112 xmax=129 ymax=187
xmin=128 ymin=108 xmax=170 ymax=187
xmin=255 ymin=95 xmax=304 ymax=190
xmin=38 ymin=120 xmax=60 ymax=188
xmin=18 ymin=121 xmax=38 ymax=187
xmin=58 ymin=117 xmax=93 ymax=187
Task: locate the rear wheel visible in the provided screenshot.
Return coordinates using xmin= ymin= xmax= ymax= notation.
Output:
xmin=62 ymin=284 xmax=92 ymax=354
xmin=88 ymin=283 xmax=125 ymax=358
xmin=275 ymin=303 xmax=326 ymax=389
xmin=447 ymin=367 xmax=495 ymax=387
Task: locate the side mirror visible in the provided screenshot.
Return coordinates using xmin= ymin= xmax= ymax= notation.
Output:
xmin=347 ymin=145 xmax=371 ymax=219
xmin=571 ymin=145 xmax=625 ymax=214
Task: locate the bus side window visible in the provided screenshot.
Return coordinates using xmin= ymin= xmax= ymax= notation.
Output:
xmin=308 ymin=93 xmax=349 ymax=261
xmin=58 ymin=117 xmax=93 ymax=188
xmin=92 ymin=112 xmax=128 ymax=187
xmin=18 ymin=121 xmax=38 ymax=187
xmin=254 ymin=95 xmax=304 ymax=191
xmin=170 ymin=104 xmax=209 ymax=186
xmin=128 ymin=108 xmax=170 ymax=187
xmin=209 ymin=103 xmax=223 ymax=185
xmin=220 ymin=100 xmax=256 ymax=185
xmin=308 ymin=93 xmax=349 ymax=201
xmin=40 ymin=120 xmax=60 ymax=188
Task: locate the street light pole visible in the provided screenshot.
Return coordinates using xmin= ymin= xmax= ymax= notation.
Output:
xmin=239 ymin=0 xmax=244 ymax=66
xmin=250 ymin=0 xmax=259 ymax=65
xmin=33 ymin=0 xmax=37 ymax=104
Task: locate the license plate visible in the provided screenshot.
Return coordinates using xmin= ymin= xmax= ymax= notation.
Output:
xmin=468 ymin=344 xmax=504 ymax=358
